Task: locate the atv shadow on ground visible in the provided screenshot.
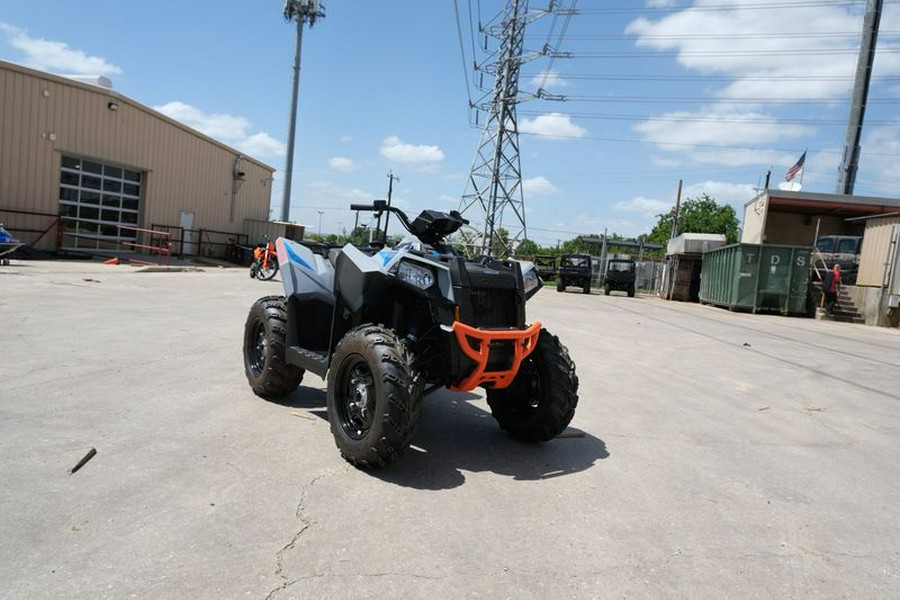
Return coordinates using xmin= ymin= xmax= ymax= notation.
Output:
xmin=262 ymin=386 xmax=608 ymax=490
xmin=375 ymin=389 xmax=608 ymax=490
xmin=264 ymin=385 xmax=327 ymax=411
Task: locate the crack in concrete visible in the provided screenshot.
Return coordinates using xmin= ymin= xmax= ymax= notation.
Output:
xmin=266 ymin=466 xmax=348 ymax=600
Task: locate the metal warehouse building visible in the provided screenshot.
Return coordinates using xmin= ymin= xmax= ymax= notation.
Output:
xmin=0 ymin=59 xmax=287 ymax=260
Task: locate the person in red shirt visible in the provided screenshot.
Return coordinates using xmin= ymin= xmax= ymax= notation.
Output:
xmin=822 ymin=263 xmax=841 ymax=315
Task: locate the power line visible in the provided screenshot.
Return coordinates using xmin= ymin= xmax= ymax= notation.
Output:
xmin=517 ymin=108 xmax=900 ymax=126
xmin=553 ymin=95 xmax=900 ymax=104
xmin=561 ymin=31 xmax=900 ymax=40
xmin=519 ymin=72 xmax=881 ymax=82
xmin=452 ymin=0 xmax=474 ymax=108
xmin=574 ymin=1 xmax=867 ymax=15
xmin=569 ymin=47 xmax=900 ymax=58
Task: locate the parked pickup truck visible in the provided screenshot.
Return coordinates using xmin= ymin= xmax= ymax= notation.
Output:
xmin=815 ymin=235 xmax=862 ymax=284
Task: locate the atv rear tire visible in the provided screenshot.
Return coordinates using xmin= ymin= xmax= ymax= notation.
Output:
xmin=487 ymin=328 xmax=578 ymax=441
xmin=243 ymin=296 xmax=304 ymax=398
xmin=628 ymin=284 xmax=635 ymax=298
xmin=556 ymin=279 xmax=564 ymax=292
xmin=326 ymin=324 xmax=422 ymax=468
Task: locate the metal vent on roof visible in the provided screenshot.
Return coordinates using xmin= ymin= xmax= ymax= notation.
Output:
xmin=61 ymin=75 xmax=113 ymax=89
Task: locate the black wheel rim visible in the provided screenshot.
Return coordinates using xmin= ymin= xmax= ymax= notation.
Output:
xmin=336 ymin=355 xmax=375 ymax=440
xmin=506 ymin=358 xmax=543 ymax=414
xmin=248 ymin=320 xmax=267 ymax=376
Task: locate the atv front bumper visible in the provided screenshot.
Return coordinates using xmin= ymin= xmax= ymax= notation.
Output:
xmin=448 ymin=321 xmax=541 ymax=392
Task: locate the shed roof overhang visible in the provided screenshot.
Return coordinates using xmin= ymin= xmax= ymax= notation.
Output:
xmin=764 ymin=190 xmax=900 ymax=218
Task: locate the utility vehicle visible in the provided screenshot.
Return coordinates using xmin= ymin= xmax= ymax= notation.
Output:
xmin=556 ymin=254 xmax=592 ymax=294
xmin=604 ymin=258 xmax=636 ymax=297
xmin=243 ymin=201 xmax=578 ymax=468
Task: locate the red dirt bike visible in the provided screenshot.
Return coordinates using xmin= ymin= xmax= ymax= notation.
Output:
xmin=249 ymin=238 xmax=279 ymax=281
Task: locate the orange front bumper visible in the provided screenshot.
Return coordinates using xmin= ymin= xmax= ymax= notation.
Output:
xmin=449 ymin=321 xmax=541 ymax=392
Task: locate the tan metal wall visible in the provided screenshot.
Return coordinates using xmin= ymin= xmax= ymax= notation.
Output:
xmin=859 ymin=215 xmax=900 ymax=287
xmin=740 ymin=194 xmax=767 ymax=244
xmin=0 ymin=60 xmax=275 ymax=252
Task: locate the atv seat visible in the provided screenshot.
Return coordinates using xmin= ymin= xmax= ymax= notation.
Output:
xmin=327 ymin=247 xmax=341 ymax=267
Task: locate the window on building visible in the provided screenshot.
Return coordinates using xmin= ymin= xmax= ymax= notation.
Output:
xmin=58 ymin=156 xmax=143 ymax=251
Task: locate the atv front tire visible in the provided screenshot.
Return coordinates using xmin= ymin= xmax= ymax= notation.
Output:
xmin=583 ymin=281 xmax=591 ymax=294
xmin=556 ymin=279 xmax=565 ymax=292
xmin=326 ymin=325 xmax=422 ymax=468
xmin=243 ymin=296 xmax=304 ymax=398
xmin=487 ymin=328 xmax=578 ymax=441
xmin=628 ymin=283 xmax=636 ymax=298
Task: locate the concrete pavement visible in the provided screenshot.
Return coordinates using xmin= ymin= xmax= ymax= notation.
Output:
xmin=1 ymin=259 xmax=898 ymax=598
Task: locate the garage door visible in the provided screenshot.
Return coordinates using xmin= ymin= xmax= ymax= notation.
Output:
xmin=58 ymin=156 xmax=143 ymax=251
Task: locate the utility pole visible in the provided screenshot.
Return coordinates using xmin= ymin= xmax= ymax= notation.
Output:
xmin=669 ymin=179 xmax=683 ymax=241
xmin=281 ymin=0 xmax=325 ymax=222
xmin=317 ymin=210 xmax=324 ymax=237
xmin=383 ymin=171 xmax=398 ymax=243
xmin=837 ymin=0 xmax=883 ymax=195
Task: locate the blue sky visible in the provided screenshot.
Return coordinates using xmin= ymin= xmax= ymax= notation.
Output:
xmin=3 ymin=1 xmax=900 ymax=246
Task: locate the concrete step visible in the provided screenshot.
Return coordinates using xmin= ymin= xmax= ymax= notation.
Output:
xmin=817 ymin=307 xmax=865 ymax=324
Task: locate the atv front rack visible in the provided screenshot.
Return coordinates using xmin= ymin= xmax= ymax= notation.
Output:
xmin=449 ymin=321 xmax=541 ymax=392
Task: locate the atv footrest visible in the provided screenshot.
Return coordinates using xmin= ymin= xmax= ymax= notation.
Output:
xmin=287 ymin=346 xmax=328 ymax=378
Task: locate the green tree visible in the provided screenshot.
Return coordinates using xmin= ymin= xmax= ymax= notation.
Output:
xmin=346 ymin=226 xmax=372 ymax=246
xmin=490 ymin=227 xmax=511 ymax=257
xmin=561 ymin=235 xmax=600 ymax=255
xmin=515 ymin=238 xmax=540 ymax=257
xmin=647 ymin=193 xmax=739 ymax=245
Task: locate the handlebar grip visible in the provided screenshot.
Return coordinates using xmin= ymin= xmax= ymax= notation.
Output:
xmin=350 ymin=204 xmax=375 ymax=211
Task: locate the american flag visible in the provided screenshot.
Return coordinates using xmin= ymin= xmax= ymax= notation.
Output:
xmin=785 ymin=151 xmax=806 ymax=182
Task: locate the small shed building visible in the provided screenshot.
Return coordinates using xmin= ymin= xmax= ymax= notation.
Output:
xmin=741 ymin=189 xmax=900 ymax=326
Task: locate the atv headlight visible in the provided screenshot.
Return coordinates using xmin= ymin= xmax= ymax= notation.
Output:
xmin=397 ymin=261 xmax=435 ymax=290
xmin=522 ymin=267 xmax=540 ymax=295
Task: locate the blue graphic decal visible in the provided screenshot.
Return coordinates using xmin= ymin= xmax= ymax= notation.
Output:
xmin=377 ymin=250 xmax=396 ymax=267
xmin=284 ymin=242 xmax=313 ymax=271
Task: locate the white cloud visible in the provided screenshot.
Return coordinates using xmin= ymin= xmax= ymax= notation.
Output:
xmin=529 ymin=70 xmax=570 ymax=90
xmin=0 ymin=23 xmax=121 ymax=75
xmin=614 ymin=196 xmax=672 ymax=217
xmin=380 ymin=136 xmax=445 ymax=163
xmin=308 ymin=181 xmax=371 ymax=201
xmin=625 ymin=6 xmax=870 ymax=100
xmin=240 ymin=133 xmax=286 ymax=161
xmin=519 ymin=113 xmax=586 ymax=139
xmin=682 ymin=181 xmax=758 ymax=210
xmin=623 ymin=2 xmax=900 ymax=169
xmin=153 ymin=101 xmax=284 ymax=160
xmin=340 ymin=135 xmax=353 ymax=142
xmin=523 ymin=176 xmax=559 ymax=197
xmin=634 ymin=107 xmax=813 ymax=150
xmin=328 ymin=157 xmax=356 ymax=171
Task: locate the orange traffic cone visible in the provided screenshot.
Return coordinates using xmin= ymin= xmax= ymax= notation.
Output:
xmin=103 ymin=257 xmax=119 ymax=265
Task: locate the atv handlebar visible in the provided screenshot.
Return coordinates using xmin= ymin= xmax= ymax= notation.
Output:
xmin=350 ymin=201 xmax=414 ymax=235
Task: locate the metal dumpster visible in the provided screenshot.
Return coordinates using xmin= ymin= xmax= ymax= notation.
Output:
xmin=699 ymin=243 xmax=812 ymax=315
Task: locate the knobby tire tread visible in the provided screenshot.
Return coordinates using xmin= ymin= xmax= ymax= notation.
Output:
xmin=243 ymin=295 xmax=304 ymax=398
xmin=487 ymin=328 xmax=579 ymax=442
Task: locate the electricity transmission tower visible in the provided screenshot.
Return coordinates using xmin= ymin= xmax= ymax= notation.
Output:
xmin=458 ymin=0 xmax=573 ymax=256
xmin=281 ymin=0 xmax=325 ymax=223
